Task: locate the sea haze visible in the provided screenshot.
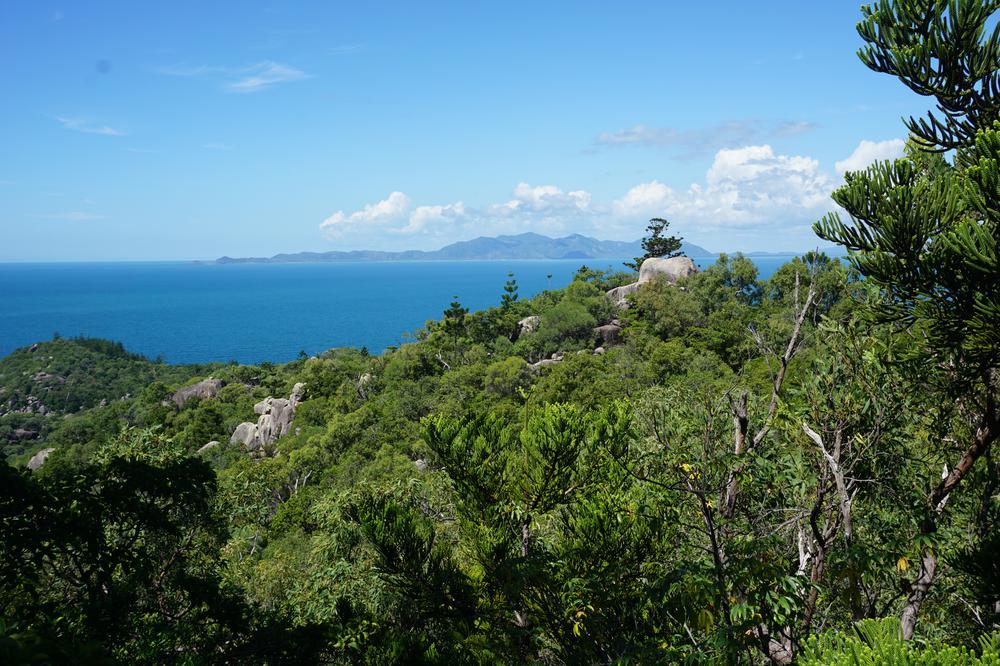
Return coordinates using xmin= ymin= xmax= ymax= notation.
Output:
xmin=0 ymin=257 xmax=796 ymax=364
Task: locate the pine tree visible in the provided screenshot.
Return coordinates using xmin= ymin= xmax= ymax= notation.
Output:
xmin=501 ymin=273 xmax=518 ymax=311
xmin=625 ymin=217 xmax=683 ymax=271
xmin=442 ymin=297 xmax=468 ymax=339
xmin=814 ymin=0 xmax=1000 ymax=639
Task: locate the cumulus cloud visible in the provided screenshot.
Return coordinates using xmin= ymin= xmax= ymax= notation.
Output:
xmin=402 ymin=202 xmax=467 ymax=234
xmin=505 ymin=183 xmax=592 ymax=212
xmin=614 ymin=145 xmax=833 ymax=227
xmin=319 ymin=182 xmax=608 ymax=245
xmin=318 ymin=143 xmax=895 ymax=250
xmin=320 ymin=191 xmax=412 ymax=237
xmin=53 ymin=116 xmax=126 ymax=136
xmin=835 ymin=138 xmax=906 ymax=174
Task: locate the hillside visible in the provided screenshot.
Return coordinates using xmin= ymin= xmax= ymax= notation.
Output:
xmin=0 ymin=337 xmax=212 ymax=457
xmin=215 ymin=232 xmax=713 ymax=263
xmin=3 ymin=245 xmax=999 ymax=662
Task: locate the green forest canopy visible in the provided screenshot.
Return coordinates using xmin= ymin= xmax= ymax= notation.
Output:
xmin=2 ymin=1 xmax=1000 ymax=663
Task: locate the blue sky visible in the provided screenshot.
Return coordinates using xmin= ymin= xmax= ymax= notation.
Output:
xmin=1 ymin=2 xmax=924 ymax=261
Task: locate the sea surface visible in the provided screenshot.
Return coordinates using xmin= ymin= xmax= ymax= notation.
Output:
xmin=0 ymin=256 xmax=796 ymax=364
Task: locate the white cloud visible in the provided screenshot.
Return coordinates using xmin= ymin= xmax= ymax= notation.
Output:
xmin=321 ymin=191 xmax=412 ymax=237
xmin=159 ymin=61 xmax=309 ymax=93
xmin=316 ymin=144 xmax=869 ymax=251
xmin=226 ymin=61 xmax=309 ymax=93
xmin=37 ymin=211 xmax=105 ymax=221
xmin=614 ymin=145 xmax=833 ymax=227
xmin=506 ymin=183 xmax=592 ymax=212
xmin=613 ymin=181 xmax=673 ymax=218
xmin=835 ymin=138 xmax=906 ymax=174
xmin=54 ymin=116 xmax=126 ymax=136
xmin=320 ymin=183 xmax=604 ymax=244
xmin=403 ymin=202 xmax=467 ymax=234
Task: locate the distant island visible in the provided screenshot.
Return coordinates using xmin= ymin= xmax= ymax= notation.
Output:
xmin=213 ymin=233 xmax=714 ymax=264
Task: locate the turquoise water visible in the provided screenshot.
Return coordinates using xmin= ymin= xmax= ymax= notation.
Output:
xmin=0 ymin=256 xmax=795 ymax=364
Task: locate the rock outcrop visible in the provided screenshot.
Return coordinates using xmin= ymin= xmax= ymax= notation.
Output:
xmin=529 ymin=349 xmax=605 ymax=371
xmin=517 ymin=315 xmax=541 ymax=336
xmin=606 ymin=282 xmax=643 ymax=307
xmin=607 ymin=256 xmax=698 ymax=307
xmin=638 ymin=256 xmax=698 ymax=284
xmin=172 ymin=378 xmax=224 ymax=408
xmin=230 ymin=383 xmax=306 ymax=456
xmin=27 ymin=447 xmax=55 ymax=471
xmin=197 ymin=440 xmax=220 ymax=455
xmin=594 ymin=320 xmax=623 ymax=346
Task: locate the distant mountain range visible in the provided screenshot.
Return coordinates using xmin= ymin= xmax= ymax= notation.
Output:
xmin=214 ymin=233 xmax=715 ymax=264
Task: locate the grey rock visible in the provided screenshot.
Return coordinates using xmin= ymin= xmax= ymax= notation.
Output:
xmin=517 ymin=315 xmax=541 ymax=336
xmin=594 ymin=346 xmax=606 ymax=355
xmin=607 ymin=256 xmax=698 ymax=308
xmin=594 ymin=322 xmax=623 ymax=346
xmin=638 ymin=256 xmax=698 ymax=284
xmin=231 ymin=383 xmax=307 ymax=456
xmin=357 ymin=372 xmax=374 ymax=399
xmin=197 ymin=440 xmax=220 ymax=455
xmin=172 ymin=378 xmax=223 ymax=408
xmin=32 ymin=372 xmax=64 ymax=384
xmin=27 ymin=447 xmax=55 ymax=471
xmin=606 ymin=282 xmax=642 ymax=308
xmin=530 ymin=357 xmax=562 ymax=371
xmin=291 ymin=382 xmax=306 ymax=405
xmin=230 ymin=422 xmax=257 ymax=447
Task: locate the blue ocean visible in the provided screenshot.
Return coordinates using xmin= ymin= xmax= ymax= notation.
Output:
xmin=0 ymin=256 xmax=796 ymax=364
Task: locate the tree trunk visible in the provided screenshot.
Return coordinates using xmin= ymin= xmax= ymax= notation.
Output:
xmin=514 ymin=518 xmax=532 ymax=661
xmin=900 ymin=400 xmax=999 ymax=639
xmin=901 ymin=548 xmax=937 ymax=640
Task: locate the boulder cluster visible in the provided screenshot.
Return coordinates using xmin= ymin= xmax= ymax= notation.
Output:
xmin=519 ymin=256 xmax=697 ymax=371
xmin=230 ymin=383 xmax=306 ymax=456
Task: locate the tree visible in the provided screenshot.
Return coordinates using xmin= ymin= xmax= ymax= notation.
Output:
xmin=442 ymin=297 xmax=469 ymax=340
xmin=814 ymin=0 xmax=1000 ymax=640
xmin=625 ymin=217 xmax=683 ymax=271
xmin=501 ymin=273 xmax=518 ymax=311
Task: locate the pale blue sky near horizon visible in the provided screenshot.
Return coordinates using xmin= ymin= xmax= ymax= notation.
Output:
xmin=2 ymin=1 xmax=926 ymax=261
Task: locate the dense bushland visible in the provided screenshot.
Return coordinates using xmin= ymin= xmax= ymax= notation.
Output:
xmin=3 ymin=1 xmax=1000 ymax=663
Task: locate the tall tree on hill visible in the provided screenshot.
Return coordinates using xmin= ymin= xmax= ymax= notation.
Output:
xmin=501 ymin=272 xmax=519 ymax=311
xmin=625 ymin=217 xmax=683 ymax=271
xmin=814 ymin=0 xmax=1000 ymax=640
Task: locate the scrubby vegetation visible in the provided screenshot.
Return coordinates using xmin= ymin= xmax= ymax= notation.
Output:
xmin=3 ymin=1 xmax=1000 ymax=663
